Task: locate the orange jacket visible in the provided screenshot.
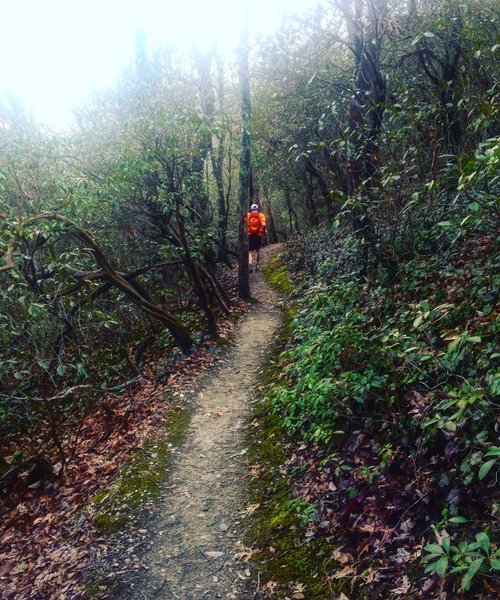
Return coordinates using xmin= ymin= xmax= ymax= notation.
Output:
xmin=247 ymin=210 xmax=266 ymax=236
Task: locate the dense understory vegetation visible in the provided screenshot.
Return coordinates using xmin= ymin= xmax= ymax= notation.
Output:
xmin=256 ymin=210 xmax=498 ymax=596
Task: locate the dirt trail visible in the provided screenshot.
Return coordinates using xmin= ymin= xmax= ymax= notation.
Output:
xmin=124 ymin=246 xmax=282 ymax=599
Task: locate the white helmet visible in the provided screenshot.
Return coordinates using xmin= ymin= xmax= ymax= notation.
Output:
xmin=250 ymin=203 xmax=259 ymax=210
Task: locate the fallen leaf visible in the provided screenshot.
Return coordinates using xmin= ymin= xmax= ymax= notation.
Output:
xmin=235 ymin=542 xmax=259 ymax=562
xmin=244 ymin=503 xmax=260 ymax=516
xmin=357 ymin=541 xmax=371 ymax=559
xmin=205 ymin=551 xmax=225 ymax=559
xmin=331 ymin=565 xmax=356 ymax=579
xmin=391 ymin=575 xmax=411 ymax=594
xmin=263 ymin=580 xmax=278 ymax=595
xmin=331 ymin=549 xmax=352 ymax=564
xmin=12 ymin=563 xmax=28 ymax=575
xmin=292 ymin=581 xmax=307 ymax=599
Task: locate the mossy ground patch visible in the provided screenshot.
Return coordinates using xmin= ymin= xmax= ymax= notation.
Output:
xmin=263 ymin=254 xmax=293 ymax=295
xmin=244 ymin=312 xmax=347 ymax=599
xmin=89 ymin=406 xmax=191 ymax=533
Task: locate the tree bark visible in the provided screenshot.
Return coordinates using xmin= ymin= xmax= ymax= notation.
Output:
xmin=173 ymin=209 xmax=218 ymax=338
xmin=339 ymin=0 xmax=387 ymax=274
xmin=237 ymin=2 xmax=252 ymax=300
xmin=284 ymin=188 xmax=300 ymax=235
xmin=263 ymin=186 xmax=279 ymax=244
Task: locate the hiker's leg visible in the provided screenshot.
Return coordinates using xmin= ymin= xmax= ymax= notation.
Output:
xmin=249 ymin=250 xmax=255 ymax=272
xmin=249 ymin=234 xmax=258 ymax=272
xmin=255 ymin=236 xmax=263 ymax=270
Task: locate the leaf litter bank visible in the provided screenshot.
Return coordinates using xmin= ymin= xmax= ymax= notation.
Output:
xmin=0 ymin=284 xmax=248 ymax=600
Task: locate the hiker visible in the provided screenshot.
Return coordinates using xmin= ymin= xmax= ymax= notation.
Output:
xmin=247 ymin=203 xmax=266 ymax=272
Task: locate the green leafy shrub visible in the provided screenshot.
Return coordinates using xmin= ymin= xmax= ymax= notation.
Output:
xmin=266 ymin=216 xmax=498 ymax=592
xmin=421 ymin=530 xmax=500 ymax=591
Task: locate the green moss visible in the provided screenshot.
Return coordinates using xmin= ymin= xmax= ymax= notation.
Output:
xmin=245 ymin=404 xmax=346 ymax=598
xmin=244 ymin=313 xmax=353 ymax=599
xmin=92 ymin=513 xmax=129 ymax=534
xmin=263 ymin=254 xmax=293 ymax=294
xmin=89 ymin=407 xmax=190 ymax=533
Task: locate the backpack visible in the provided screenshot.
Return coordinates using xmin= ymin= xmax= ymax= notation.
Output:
xmin=248 ymin=212 xmax=261 ymax=234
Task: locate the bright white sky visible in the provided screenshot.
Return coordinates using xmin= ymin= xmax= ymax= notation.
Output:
xmin=0 ymin=0 xmax=319 ymax=129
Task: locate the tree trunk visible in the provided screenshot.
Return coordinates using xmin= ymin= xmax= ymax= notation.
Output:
xmin=284 ymin=188 xmax=300 ymax=235
xmin=237 ymin=2 xmax=251 ymax=300
xmin=340 ymin=0 xmax=387 ymax=274
xmin=175 ymin=210 xmax=218 ymax=338
xmin=305 ymin=172 xmax=318 ymax=227
xmin=197 ymin=261 xmax=231 ymax=316
xmin=195 ymin=49 xmax=231 ymax=262
xmin=305 ymin=158 xmax=334 ymax=220
xmin=264 ymin=188 xmax=279 ymax=244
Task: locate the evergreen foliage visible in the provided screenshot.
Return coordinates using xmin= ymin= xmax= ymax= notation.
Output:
xmin=0 ymin=0 xmax=498 ymax=595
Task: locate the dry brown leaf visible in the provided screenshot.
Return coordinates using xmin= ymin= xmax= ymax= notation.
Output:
xmin=292 ymin=581 xmax=307 ymax=599
xmin=391 ymin=575 xmax=411 ymax=595
xmin=331 ymin=548 xmax=352 ymax=564
xmin=244 ymin=503 xmax=260 ymax=516
xmin=331 ymin=565 xmax=356 ymax=579
xmin=235 ymin=541 xmax=259 ymax=562
xmin=263 ymin=580 xmax=278 ymax=595
xmin=357 ymin=541 xmax=371 ymax=559
xmin=357 ymin=523 xmax=376 ymax=533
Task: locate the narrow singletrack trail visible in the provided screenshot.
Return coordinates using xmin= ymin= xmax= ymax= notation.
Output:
xmin=124 ymin=246 xmax=282 ymax=599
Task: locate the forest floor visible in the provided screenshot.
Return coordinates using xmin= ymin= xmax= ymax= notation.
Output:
xmin=0 ymin=246 xmax=281 ymax=600
xmin=107 ymin=245 xmax=283 ymax=599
